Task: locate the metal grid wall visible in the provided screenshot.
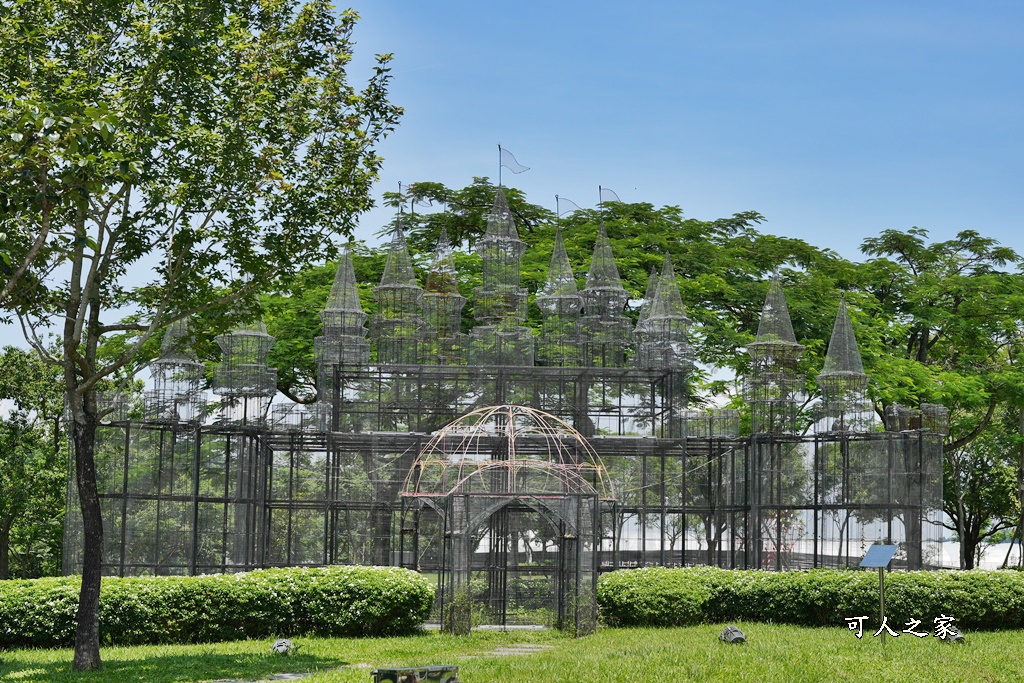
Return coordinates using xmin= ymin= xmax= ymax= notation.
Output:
xmin=65 ymin=187 xmax=945 ymax=631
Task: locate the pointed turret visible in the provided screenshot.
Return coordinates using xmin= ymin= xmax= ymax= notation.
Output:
xmin=583 ymin=222 xmax=626 ymax=302
xmin=379 ymin=222 xmax=419 ymax=289
xmin=372 ymin=221 xmax=425 ymax=365
xmin=325 ymin=250 xmax=366 ymax=316
xmin=744 ymin=274 xmax=805 ymax=434
xmin=312 ymin=249 xmax=370 ymax=427
xmin=159 ymin=319 xmax=198 ymax=360
xmin=636 ymin=266 xmax=660 ymax=327
xmin=537 ymin=228 xmax=582 ymax=366
xmin=816 ymin=295 xmax=872 ymax=432
xmin=424 ymin=228 xmax=461 ymax=295
xmin=580 ymin=222 xmax=631 ymax=366
xmin=634 ymin=254 xmax=693 ymax=372
xmin=316 ymin=249 xmax=369 ymax=366
xmin=819 ymin=296 xmax=865 ymax=378
xmin=212 ymin=314 xmax=278 ymax=425
xmin=755 ymin=277 xmax=798 ymax=343
xmin=421 ymin=228 xmax=467 ymax=364
xmin=482 ymin=188 xmax=521 ymax=242
xmin=747 ymin=275 xmax=804 ymax=363
xmin=539 ymin=228 xmax=579 ymax=300
xmin=650 ymin=253 xmax=688 ymax=321
xmin=472 ymin=188 xmax=528 ymax=323
xmin=145 ymin=317 xmax=205 ymax=422
xmin=468 ymin=188 xmax=534 ymax=366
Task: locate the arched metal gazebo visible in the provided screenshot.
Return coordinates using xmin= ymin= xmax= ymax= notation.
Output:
xmin=399 ymin=405 xmax=613 ymax=634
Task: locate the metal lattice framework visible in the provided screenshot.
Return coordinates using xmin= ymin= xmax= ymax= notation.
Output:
xmin=580 ymin=222 xmax=632 ymax=367
xmin=745 ymin=275 xmax=806 ymax=434
xmin=816 ymin=295 xmax=873 ymax=432
xmin=468 ymin=190 xmax=534 ymax=366
xmin=421 ymin=228 xmax=468 ymax=365
xmin=212 ymin=318 xmax=278 ymax=426
xmin=144 ymin=319 xmax=206 ymax=423
xmin=372 ymin=222 xmax=425 ymax=365
xmin=634 ymin=254 xmax=695 ymax=372
xmin=401 ymin=405 xmax=609 ymax=634
xmin=66 ymin=188 xmax=945 ymax=634
xmin=537 ymin=228 xmax=582 ymax=366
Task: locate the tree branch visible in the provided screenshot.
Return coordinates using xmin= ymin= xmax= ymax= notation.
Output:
xmin=97 ymin=323 xmax=148 ymax=334
xmin=947 ymin=398 xmax=999 ymax=452
xmin=278 ymin=385 xmax=316 ymax=405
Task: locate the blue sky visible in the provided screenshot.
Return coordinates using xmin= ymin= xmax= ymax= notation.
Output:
xmin=346 ymin=1 xmax=1023 ymax=260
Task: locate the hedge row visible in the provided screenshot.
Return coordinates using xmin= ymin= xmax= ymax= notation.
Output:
xmin=0 ymin=565 xmax=434 ymax=649
xmin=597 ymin=567 xmax=1024 ymax=630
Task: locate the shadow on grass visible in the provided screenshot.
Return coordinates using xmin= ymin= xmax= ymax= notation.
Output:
xmin=0 ymin=651 xmax=348 ymax=683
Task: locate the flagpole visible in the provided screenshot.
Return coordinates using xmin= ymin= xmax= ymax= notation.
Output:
xmin=498 ymin=143 xmax=502 ymax=188
xmin=395 ymin=182 xmax=401 ymax=236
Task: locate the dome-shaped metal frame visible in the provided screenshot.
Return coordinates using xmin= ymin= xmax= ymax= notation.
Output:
xmin=402 ymin=405 xmax=613 ymax=501
xmin=399 ymin=405 xmax=608 ymax=636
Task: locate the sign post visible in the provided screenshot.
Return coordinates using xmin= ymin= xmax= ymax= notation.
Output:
xmin=859 ymin=545 xmax=899 ymax=646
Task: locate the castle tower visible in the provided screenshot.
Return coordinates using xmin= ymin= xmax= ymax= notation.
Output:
xmin=580 ymin=222 xmax=631 ymax=367
xmin=213 ymin=316 xmax=278 ymax=425
xmin=371 ymin=223 xmax=425 ymax=365
xmin=537 ymin=228 xmax=582 ymax=366
xmin=634 ymin=253 xmax=694 ymax=372
xmin=420 ymin=228 xmax=467 ymax=365
xmin=816 ymin=295 xmax=872 ymax=432
xmin=636 ymin=265 xmax=659 ymax=329
xmin=467 ymin=189 xmax=535 ymax=365
xmin=314 ymin=250 xmax=369 ymax=424
xmin=744 ymin=275 xmax=805 ymax=433
xmin=144 ymin=318 xmax=205 ymax=423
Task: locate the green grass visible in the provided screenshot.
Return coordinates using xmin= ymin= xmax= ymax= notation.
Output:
xmin=2 ymin=625 xmax=1022 ymax=683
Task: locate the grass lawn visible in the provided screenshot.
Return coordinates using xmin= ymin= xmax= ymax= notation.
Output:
xmin=2 ymin=624 xmax=1021 ymax=683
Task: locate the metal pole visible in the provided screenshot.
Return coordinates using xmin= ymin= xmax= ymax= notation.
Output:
xmin=879 ymin=566 xmax=886 ymax=646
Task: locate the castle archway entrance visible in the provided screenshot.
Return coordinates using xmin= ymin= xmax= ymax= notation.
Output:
xmin=399 ymin=405 xmax=613 ymax=634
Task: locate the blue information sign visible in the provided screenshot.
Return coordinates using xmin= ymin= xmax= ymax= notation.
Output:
xmin=859 ymin=544 xmax=899 ymax=568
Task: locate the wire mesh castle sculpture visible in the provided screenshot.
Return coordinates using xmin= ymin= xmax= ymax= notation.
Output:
xmin=66 ymin=188 xmax=945 ymax=634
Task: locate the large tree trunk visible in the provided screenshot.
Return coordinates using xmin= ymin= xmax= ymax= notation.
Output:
xmin=961 ymin=531 xmax=977 ymax=570
xmin=957 ymin=508 xmax=969 ymax=570
xmin=72 ymin=412 xmax=103 ymax=671
xmin=0 ymin=511 xmax=14 ymax=579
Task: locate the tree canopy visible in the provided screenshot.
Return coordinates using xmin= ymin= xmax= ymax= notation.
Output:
xmin=0 ymin=0 xmax=400 ymax=669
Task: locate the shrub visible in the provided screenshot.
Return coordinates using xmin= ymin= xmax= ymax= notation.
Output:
xmin=597 ymin=567 xmax=709 ymax=627
xmin=597 ymin=567 xmax=1024 ymax=630
xmin=0 ymin=565 xmax=434 ymax=650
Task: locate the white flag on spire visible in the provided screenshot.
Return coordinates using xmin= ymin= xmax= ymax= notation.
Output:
xmin=499 ymin=147 xmax=530 ymax=174
xmin=556 ymin=195 xmax=582 ymax=216
xmin=599 ymin=186 xmax=620 ymax=203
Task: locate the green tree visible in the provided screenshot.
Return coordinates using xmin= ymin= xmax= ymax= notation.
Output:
xmin=855 ymin=229 xmax=1024 ymax=568
xmin=941 ymin=408 xmax=1020 ymax=568
xmin=385 ymin=177 xmax=554 ymax=252
xmin=0 ymin=0 xmax=399 ymax=669
xmin=268 ymin=179 xmax=841 ymax=406
xmin=0 ymin=346 xmax=65 ymax=579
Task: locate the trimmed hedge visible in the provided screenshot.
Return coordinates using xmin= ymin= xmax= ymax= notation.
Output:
xmin=597 ymin=566 xmax=709 ymax=627
xmin=598 ymin=567 xmax=1024 ymax=630
xmin=0 ymin=565 xmax=434 ymax=649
